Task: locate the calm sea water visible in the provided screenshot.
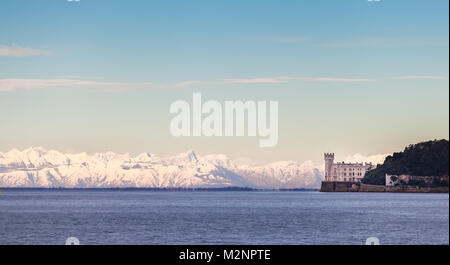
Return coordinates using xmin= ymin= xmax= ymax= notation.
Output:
xmin=0 ymin=190 xmax=448 ymax=245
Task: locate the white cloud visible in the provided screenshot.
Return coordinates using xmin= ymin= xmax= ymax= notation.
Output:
xmin=0 ymin=44 xmax=51 ymax=57
xmin=250 ymin=36 xmax=310 ymax=43
xmin=392 ymin=75 xmax=448 ymax=80
xmin=222 ymin=76 xmax=373 ymax=84
xmin=319 ymin=38 xmax=393 ymax=48
xmin=0 ymin=78 xmax=152 ymax=92
xmin=1 ymin=74 xmax=446 ymax=92
xmin=222 ymin=75 xmax=447 ymax=84
xmin=175 ymin=81 xmax=201 ymax=87
xmin=223 ymin=78 xmax=286 ymax=84
xmin=279 ymin=76 xmax=374 ymax=82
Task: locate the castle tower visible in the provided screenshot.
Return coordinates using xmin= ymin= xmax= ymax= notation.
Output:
xmin=324 ymin=153 xmax=335 ymax=181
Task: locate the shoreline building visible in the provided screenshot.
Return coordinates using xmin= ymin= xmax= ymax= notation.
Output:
xmin=324 ymin=153 xmax=373 ymax=182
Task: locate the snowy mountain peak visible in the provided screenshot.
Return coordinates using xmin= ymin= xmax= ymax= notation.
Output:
xmin=24 ymin=146 xmax=47 ymax=154
xmin=176 ymin=150 xmax=198 ymax=162
xmin=135 ymin=152 xmax=153 ymax=162
xmin=0 ymin=148 xmax=323 ymax=189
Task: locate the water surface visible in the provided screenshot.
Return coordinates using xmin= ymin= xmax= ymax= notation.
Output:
xmin=0 ymin=190 xmax=448 ymax=245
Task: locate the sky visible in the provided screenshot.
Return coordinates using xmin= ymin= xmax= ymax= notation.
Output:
xmin=0 ymin=0 xmax=448 ymax=163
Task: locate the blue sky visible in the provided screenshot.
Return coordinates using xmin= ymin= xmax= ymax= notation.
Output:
xmin=0 ymin=0 xmax=448 ymax=163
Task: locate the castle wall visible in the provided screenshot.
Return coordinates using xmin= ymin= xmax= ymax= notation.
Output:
xmin=324 ymin=153 xmax=372 ymax=182
xmin=330 ymin=163 xmax=371 ymax=182
xmin=320 ymin=181 xmax=360 ymax=192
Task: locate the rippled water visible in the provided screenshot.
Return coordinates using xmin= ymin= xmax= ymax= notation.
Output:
xmin=0 ymin=190 xmax=448 ymax=245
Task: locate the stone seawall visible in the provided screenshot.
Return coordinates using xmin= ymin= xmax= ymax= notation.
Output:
xmin=320 ymin=181 xmax=360 ymax=192
xmin=320 ymin=181 xmax=449 ymax=193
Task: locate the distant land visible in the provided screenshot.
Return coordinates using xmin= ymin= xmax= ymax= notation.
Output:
xmin=321 ymin=139 xmax=449 ymax=193
xmin=0 ymin=147 xmax=323 ymax=189
xmin=0 ymin=187 xmax=319 ymax=192
xmin=1 ymin=141 xmax=447 ymax=191
xmin=362 ymin=139 xmax=449 ymax=185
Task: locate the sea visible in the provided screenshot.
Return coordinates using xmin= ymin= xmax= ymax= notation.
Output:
xmin=0 ymin=189 xmax=448 ymax=245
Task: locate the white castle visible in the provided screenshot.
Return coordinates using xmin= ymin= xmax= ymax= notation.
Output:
xmin=324 ymin=153 xmax=373 ymax=182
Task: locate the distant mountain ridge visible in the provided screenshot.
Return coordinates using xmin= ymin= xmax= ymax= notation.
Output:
xmin=0 ymin=147 xmax=323 ymax=189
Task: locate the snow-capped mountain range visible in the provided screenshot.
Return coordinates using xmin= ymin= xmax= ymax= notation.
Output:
xmin=0 ymin=147 xmax=324 ymax=189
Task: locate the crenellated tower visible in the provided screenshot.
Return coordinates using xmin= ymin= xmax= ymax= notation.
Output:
xmin=324 ymin=153 xmax=335 ymax=181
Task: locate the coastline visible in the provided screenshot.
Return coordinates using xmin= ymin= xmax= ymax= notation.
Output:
xmin=320 ymin=181 xmax=449 ymax=193
xmin=0 ymin=187 xmax=319 ymax=192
